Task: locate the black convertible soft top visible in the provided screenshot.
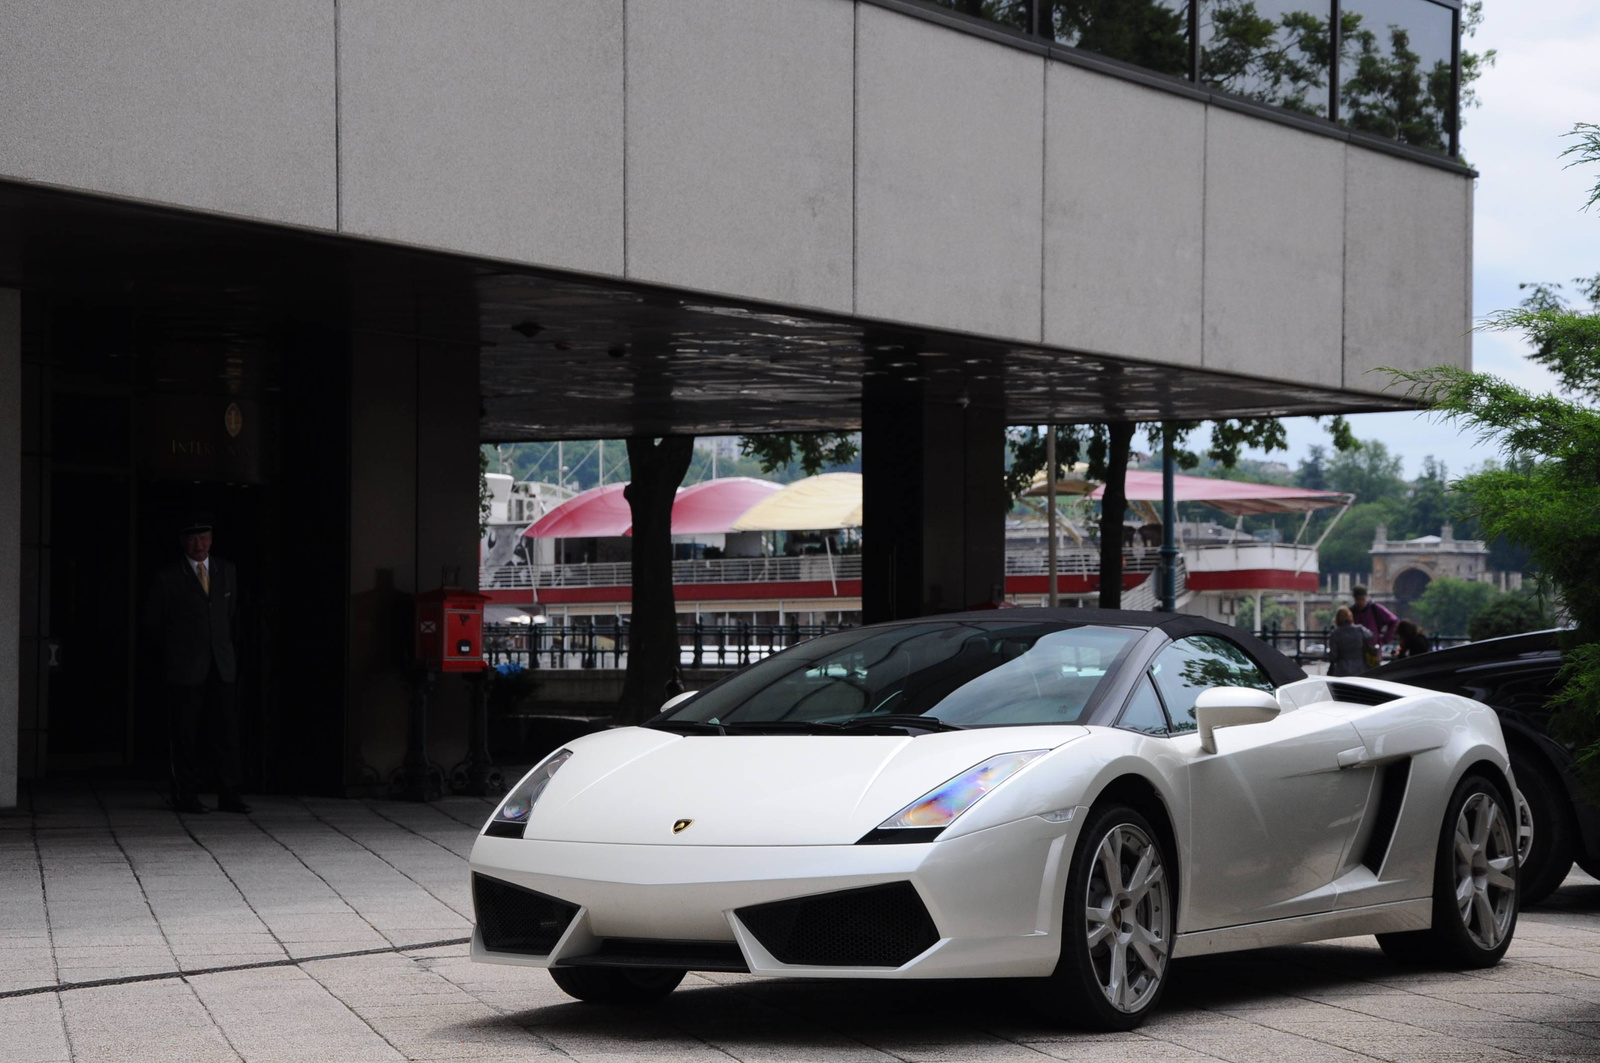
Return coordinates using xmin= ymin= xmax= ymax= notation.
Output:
xmin=886 ymin=607 xmax=1309 ymax=690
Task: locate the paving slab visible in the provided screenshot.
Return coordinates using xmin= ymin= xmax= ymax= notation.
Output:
xmin=7 ymin=781 xmax=1600 ymax=1062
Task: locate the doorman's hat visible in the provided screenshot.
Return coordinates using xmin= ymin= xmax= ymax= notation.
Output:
xmin=179 ymin=513 xmax=215 ymax=535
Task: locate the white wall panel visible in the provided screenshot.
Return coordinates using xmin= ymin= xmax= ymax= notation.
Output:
xmin=1203 ymin=110 xmax=1347 ymax=389
xmin=0 ymin=0 xmax=335 ymax=229
xmin=1044 ymin=65 xmax=1205 ymax=367
xmin=1343 ymin=146 xmax=1474 ymax=388
xmin=340 ymin=0 xmax=624 ymax=276
xmin=626 ymin=0 xmax=854 ymax=312
xmin=854 ymin=5 xmax=1044 ymax=341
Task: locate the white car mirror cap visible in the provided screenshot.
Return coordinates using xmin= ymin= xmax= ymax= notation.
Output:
xmin=660 ymin=690 xmax=697 ymax=713
xmin=1194 ymin=688 xmax=1281 ymax=754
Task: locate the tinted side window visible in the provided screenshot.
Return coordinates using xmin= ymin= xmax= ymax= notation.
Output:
xmin=1118 ymin=674 xmax=1171 ymax=736
xmin=1150 ymin=635 xmax=1275 ymax=733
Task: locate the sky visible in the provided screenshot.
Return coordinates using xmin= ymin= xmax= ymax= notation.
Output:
xmin=1254 ymin=0 xmax=1600 ymax=478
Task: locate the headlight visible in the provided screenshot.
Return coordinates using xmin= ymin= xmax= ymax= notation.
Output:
xmin=485 ymin=748 xmax=572 ymax=837
xmin=861 ymin=750 xmax=1047 ymax=844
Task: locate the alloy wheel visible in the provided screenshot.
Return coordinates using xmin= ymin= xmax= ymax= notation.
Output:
xmin=1513 ymin=788 xmax=1535 ymax=867
xmin=1084 ymin=823 xmax=1170 ymax=1013
xmin=1455 ymin=791 xmax=1516 ymax=950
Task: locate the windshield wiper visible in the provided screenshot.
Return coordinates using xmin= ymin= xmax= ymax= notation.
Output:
xmin=836 ymin=714 xmax=964 ymax=734
xmin=723 ymin=720 xmax=844 ymax=734
xmin=646 ymin=719 xmax=844 ymax=736
xmin=644 ymin=719 xmax=728 ymax=735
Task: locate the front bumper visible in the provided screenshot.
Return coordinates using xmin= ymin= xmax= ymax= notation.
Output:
xmin=467 ymin=810 xmax=1086 ymax=980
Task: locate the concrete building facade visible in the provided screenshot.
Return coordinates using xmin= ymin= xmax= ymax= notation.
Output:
xmin=0 ymin=0 xmax=1475 ymax=804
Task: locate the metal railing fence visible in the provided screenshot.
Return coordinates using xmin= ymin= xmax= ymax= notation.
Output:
xmin=484 ymin=619 xmax=846 ymax=671
xmin=1253 ymin=626 xmax=1472 ymax=669
xmin=481 ymin=553 xmax=861 ymax=590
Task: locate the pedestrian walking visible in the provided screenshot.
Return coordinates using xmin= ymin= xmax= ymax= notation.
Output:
xmin=1326 ymin=607 xmax=1373 ymax=676
xmin=142 ymin=514 xmax=250 ymax=814
xmin=1350 ymin=585 xmax=1398 ymax=668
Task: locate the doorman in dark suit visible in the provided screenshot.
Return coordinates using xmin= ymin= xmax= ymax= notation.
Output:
xmin=142 ymin=515 xmax=250 ymax=814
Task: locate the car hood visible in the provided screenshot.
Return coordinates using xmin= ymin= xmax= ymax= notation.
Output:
xmin=519 ymin=724 xmax=1088 ymax=846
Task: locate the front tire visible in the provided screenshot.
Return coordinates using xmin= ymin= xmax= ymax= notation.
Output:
xmin=1032 ymin=804 xmax=1173 ymax=1030
xmin=1377 ymin=773 xmax=1518 ymax=967
xmin=549 ymin=966 xmax=685 ymax=1004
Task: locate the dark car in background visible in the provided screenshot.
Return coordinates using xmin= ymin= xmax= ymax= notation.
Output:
xmin=1371 ymin=630 xmax=1596 ymax=904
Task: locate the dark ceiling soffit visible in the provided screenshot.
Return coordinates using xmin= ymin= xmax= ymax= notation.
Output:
xmin=0 ymin=177 xmax=1423 ymax=440
xmin=861 ymin=0 xmax=1477 ymax=179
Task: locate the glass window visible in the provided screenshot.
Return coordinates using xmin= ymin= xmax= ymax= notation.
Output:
xmin=1118 ymin=674 xmax=1172 ymax=735
xmin=923 ymin=0 xmax=1036 ymax=35
xmin=1149 ymin=634 xmax=1275 ymax=733
xmin=1200 ymin=0 xmax=1334 ymax=116
xmin=661 ymin=621 xmax=1138 ymax=730
xmin=1338 ymin=0 xmax=1456 ymax=153
xmin=1043 ymin=0 xmax=1192 ymax=80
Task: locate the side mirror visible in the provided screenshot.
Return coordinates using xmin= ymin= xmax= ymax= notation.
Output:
xmin=1194 ymin=687 xmax=1281 ymax=754
xmin=660 ymin=690 xmax=698 ymax=713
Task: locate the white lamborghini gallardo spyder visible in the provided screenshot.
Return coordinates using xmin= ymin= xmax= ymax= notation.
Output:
xmin=469 ymin=610 xmax=1523 ymax=1029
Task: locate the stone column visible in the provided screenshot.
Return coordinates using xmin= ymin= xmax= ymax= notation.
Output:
xmin=861 ymin=378 xmax=1006 ymax=623
xmin=1 ymin=289 xmax=19 ymax=808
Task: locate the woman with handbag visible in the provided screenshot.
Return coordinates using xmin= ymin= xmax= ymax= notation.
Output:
xmin=1326 ymin=607 xmax=1374 ymax=677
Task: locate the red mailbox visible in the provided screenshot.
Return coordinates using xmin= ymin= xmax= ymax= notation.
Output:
xmin=415 ymin=588 xmax=490 ymax=672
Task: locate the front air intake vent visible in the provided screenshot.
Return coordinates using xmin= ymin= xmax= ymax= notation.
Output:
xmin=1327 ymin=682 xmax=1399 ymax=707
xmin=473 ymin=873 xmax=577 ymax=955
xmin=736 ymin=882 xmax=939 ymax=967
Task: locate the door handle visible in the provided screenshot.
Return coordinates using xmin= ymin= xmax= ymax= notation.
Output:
xmin=1336 ymin=746 xmax=1368 ymax=769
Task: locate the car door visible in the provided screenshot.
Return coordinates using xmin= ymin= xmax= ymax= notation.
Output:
xmin=1154 ymin=636 xmax=1375 ymax=931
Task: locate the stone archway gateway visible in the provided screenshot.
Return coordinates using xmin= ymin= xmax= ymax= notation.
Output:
xmin=1392 ymin=567 xmax=1433 ymax=603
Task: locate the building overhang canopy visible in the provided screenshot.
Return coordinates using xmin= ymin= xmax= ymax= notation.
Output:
xmin=0 ymin=178 xmax=1421 ymax=444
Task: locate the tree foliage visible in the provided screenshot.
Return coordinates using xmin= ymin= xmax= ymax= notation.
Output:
xmin=739 ymin=433 xmax=861 ymax=477
xmin=1469 ymin=594 xmax=1556 ymax=643
xmin=1390 ymin=122 xmax=1600 ymax=790
xmin=1408 ymin=577 xmax=1500 ymax=637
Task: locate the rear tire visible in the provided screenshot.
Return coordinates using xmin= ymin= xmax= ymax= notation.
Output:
xmin=1030 ymin=804 xmax=1173 ymax=1031
xmin=548 ymin=966 xmax=685 ymax=1004
xmin=1510 ymin=754 xmax=1573 ymax=905
xmin=1377 ymin=773 xmax=1517 ymax=968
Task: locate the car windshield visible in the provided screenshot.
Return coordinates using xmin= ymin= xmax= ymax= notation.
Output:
xmin=656 ymin=621 xmax=1138 ymax=732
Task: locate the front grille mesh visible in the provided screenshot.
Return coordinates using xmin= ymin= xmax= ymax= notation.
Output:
xmin=473 ymin=873 xmax=578 ymax=955
xmin=736 ymin=882 xmax=939 ymax=967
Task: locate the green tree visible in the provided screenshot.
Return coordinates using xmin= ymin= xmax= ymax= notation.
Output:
xmin=616 ymin=436 xmax=696 ymax=725
xmin=1469 ymin=594 xmax=1556 ymax=642
xmin=612 ymin=431 xmax=861 ymax=723
xmin=1295 ymin=445 xmax=1330 ymax=491
xmin=1393 ymin=456 xmax=1454 ymax=539
xmin=1316 ymin=501 xmax=1395 ymax=576
xmin=1409 ymin=577 xmax=1500 ymax=637
xmin=1324 ymin=439 xmax=1406 ymax=506
xmin=738 ymin=433 xmax=861 ymax=478
xmin=1391 ymin=122 xmax=1600 ymax=788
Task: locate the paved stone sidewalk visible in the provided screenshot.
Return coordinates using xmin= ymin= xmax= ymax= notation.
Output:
xmin=5 ymin=783 xmax=1600 ymax=1062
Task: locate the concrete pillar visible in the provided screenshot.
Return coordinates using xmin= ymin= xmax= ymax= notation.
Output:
xmin=346 ymin=319 xmax=481 ymax=789
xmin=0 ymin=289 xmax=17 ymax=807
xmin=861 ymin=382 xmax=1006 ymax=623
